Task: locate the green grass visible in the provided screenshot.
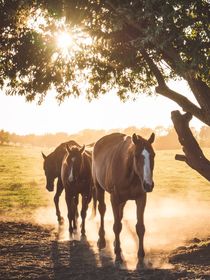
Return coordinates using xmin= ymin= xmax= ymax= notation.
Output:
xmin=0 ymin=145 xmax=210 ymax=220
xmin=154 ymin=148 xmax=210 ymax=201
xmin=0 ymin=145 xmax=51 ymax=218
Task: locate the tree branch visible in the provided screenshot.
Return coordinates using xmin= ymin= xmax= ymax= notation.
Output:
xmin=140 ymin=49 xmax=166 ymax=87
xmin=155 ymin=85 xmax=208 ymax=124
xmin=105 ymin=0 xmax=210 ymax=126
xmin=187 ymin=77 xmax=210 ymax=121
xmin=175 ymin=154 xmax=187 ymax=162
xmin=139 ymin=50 xmax=206 ymax=124
xmin=171 ymin=110 xmax=210 ymax=181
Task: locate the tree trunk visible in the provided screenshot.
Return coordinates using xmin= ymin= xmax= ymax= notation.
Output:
xmin=171 ymin=110 xmax=210 ymax=181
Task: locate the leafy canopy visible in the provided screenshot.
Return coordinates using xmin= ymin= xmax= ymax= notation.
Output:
xmin=0 ymin=0 xmax=209 ymax=103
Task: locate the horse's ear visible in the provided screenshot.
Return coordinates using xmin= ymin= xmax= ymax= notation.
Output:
xmin=148 ymin=133 xmax=155 ymax=144
xmin=42 ymin=152 xmax=47 ymax=160
xmin=80 ymin=145 xmax=85 ymax=154
xmin=66 ymin=144 xmax=71 ymax=154
xmin=132 ymin=133 xmax=139 ymax=145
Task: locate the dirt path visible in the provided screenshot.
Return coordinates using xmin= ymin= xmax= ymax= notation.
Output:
xmin=0 ymin=222 xmax=209 ymax=280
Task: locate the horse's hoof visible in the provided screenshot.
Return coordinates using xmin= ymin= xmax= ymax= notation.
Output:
xmin=115 ymin=259 xmax=125 ymax=270
xmin=69 ymin=230 xmax=74 ymax=239
xmin=58 ymin=217 xmax=64 ymax=225
xmin=80 ymin=235 xmax=87 ymax=242
xmin=97 ymin=238 xmax=106 ymax=250
xmin=136 ymin=260 xmax=146 ymax=270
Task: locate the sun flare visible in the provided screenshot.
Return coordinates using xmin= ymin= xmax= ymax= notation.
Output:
xmin=56 ymin=31 xmax=73 ymax=49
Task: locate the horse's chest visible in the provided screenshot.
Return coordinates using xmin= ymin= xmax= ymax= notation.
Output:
xmin=113 ymin=181 xmax=144 ymax=201
xmin=68 ymin=179 xmax=90 ymax=195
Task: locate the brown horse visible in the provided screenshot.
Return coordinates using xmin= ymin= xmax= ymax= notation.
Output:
xmin=42 ymin=140 xmax=80 ymax=224
xmin=92 ymin=132 xmax=155 ymax=268
xmin=61 ymin=145 xmax=93 ymax=238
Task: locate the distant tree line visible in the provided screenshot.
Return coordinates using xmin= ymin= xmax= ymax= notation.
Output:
xmin=0 ymin=130 xmax=9 ymax=144
xmin=1 ymin=126 xmax=210 ymax=150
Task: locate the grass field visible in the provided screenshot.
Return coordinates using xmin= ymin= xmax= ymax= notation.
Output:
xmin=1 ymin=145 xmax=209 ymax=278
xmin=0 ymin=145 xmax=210 ymax=220
xmin=0 ymin=145 xmax=51 ymax=219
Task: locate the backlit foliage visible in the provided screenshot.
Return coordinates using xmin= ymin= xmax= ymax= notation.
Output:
xmin=0 ymin=0 xmax=209 ymax=103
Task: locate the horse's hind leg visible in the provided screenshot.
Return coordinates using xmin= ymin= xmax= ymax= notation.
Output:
xmin=97 ymin=185 xmax=106 ymax=249
xmin=54 ymin=177 xmax=64 ymax=225
xmin=111 ymin=194 xmax=125 ymax=265
xmin=135 ymin=194 xmax=146 ymax=269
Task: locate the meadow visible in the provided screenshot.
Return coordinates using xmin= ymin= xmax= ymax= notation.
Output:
xmin=0 ymin=144 xmax=210 ymax=279
xmin=0 ymin=144 xmax=210 ymax=220
xmin=0 ymin=145 xmax=51 ymax=219
xmin=0 ymin=146 xmax=210 ymax=216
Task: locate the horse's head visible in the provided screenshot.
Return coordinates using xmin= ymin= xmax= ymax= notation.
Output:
xmin=66 ymin=145 xmax=85 ymax=183
xmin=132 ymin=132 xmax=155 ymax=193
xmin=42 ymin=152 xmax=57 ymax=192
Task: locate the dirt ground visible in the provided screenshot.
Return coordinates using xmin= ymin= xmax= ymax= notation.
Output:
xmin=0 ymin=221 xmax=209 ymax=280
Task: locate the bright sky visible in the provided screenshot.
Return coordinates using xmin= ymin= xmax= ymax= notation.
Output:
xmin=0 ymin=80 xmax=203 ymax=135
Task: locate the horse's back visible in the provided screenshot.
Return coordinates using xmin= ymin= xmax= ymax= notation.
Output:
xmin=93 ymin=133 xmax=131 ymax=192
xmin=93 ymin=133 xmax=125 ymax=154
xmin=54 ymin=141 xmax=80 ymax=165
xmin=54 ymin=140 xmax=79 ymax=155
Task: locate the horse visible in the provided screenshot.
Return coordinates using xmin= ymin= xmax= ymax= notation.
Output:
xmin=42 ymin=140 xmax=80 ymax=224
xmin=92 ymin=132 xmax=155 ymax=268
xmin=61 ymin=144 xmax=93 ymax=238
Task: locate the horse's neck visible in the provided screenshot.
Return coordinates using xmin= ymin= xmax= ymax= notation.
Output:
xmin=80 ymin=154 xmax=91 ymax=178
xmin=125 ymin=149 xmax=139 ymax=183
xmin=53 ymin=150 xmax=65 ymax=175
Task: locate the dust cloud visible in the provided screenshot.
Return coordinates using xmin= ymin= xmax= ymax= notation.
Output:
xmin=33 ymin=193 xmax=210 ymax=270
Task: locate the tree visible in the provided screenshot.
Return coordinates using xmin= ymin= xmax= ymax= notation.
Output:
xmin=1 ymin=1 xmax=210 ymax=180
xmin=0 ymin=130 xmax=9 ymax=144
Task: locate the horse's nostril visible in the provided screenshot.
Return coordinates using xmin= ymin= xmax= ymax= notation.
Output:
xmin=46 ymin=185 xmax=54 ymax=192
xmin=143 ymin=182 xmax=154 ymax=192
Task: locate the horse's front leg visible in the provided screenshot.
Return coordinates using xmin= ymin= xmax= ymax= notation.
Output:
xmin=54 ymin=177 xmax=64 ymax=225
xmin=72 ymin=194 xmax=79 ymax=231
xmin=80 ymin=194 xmax=89 ymax=238
xmin=65 ymin=191 xmax=74 ymax=237
xmin=135 ymin=194 xmax=147 ymax=269
xmin=111 ymin=194 xmax=125 ymax=266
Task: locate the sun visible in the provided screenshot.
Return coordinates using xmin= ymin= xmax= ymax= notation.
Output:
xmin=56 ymin=31 xmax=73 ymax=50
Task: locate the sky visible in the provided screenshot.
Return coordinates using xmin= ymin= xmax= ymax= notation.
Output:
xmin=0 ymin=80 xmax=203 ymax=136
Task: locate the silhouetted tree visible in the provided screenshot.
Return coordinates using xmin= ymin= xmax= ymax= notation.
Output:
xmin=0 ymin=130 xmax=9 ymax=144
xmin=1 ymin=1 xmax=210 ymax=180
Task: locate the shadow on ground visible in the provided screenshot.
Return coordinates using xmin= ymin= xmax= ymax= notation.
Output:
xmin=0 ymin=222 xmax=209 ymax=280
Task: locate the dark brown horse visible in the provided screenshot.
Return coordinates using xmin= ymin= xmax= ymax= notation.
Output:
xmin=42 ymin=140 xmax=80 ymax=224
xmin=61 ymin=145 xmax=93 ymax=238
xmin=92 ymin=132 xmax=155 ymax=268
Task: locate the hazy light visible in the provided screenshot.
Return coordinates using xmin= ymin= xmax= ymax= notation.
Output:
xmin=26 ymin=8 xmax=48 ymax=34
xmin=56 ymin=31 xmax=73 ymax=50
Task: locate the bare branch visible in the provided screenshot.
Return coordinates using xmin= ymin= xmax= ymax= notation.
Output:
xmin=156 ymin=86 xmax=209 ymax=125
xmin=171 ymin=110 xmax=210 ymax=181
xmin=175 ymin=154 xmax=187 ymax=162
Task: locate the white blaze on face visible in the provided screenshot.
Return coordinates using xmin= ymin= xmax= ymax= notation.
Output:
xmin=68 ymin=157 xmax=75 ymax=182
xmin=142 ymin=148 xmax=152 ymax=185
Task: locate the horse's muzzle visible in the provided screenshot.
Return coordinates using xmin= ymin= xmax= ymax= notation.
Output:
xmin=46 ymin=185 xmax=54 ymax=192
xmin=143 ymin=182 xmax=154 ymax=192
